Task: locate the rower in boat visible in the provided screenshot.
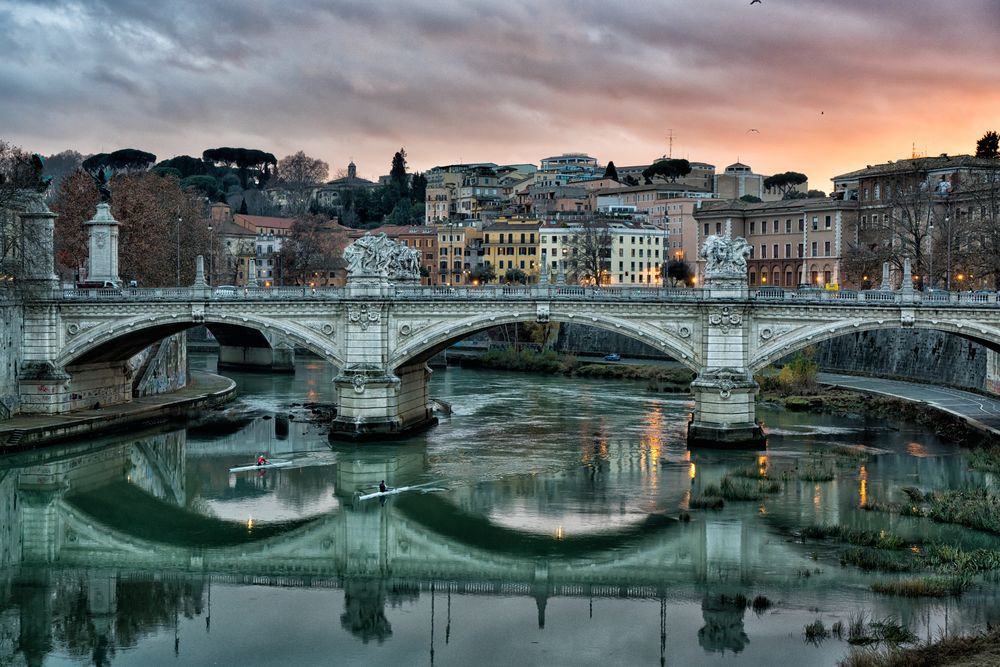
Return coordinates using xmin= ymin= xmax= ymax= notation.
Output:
xmin=379 ymin=480 xmax=387 ymax=493
xmin=257 ymin=454 xmax=267 ymax=466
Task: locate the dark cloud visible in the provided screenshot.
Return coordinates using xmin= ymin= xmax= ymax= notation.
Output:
xmin=3 ymin=0 xmax=999 ymax=185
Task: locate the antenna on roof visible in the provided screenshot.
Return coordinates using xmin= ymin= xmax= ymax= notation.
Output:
xmin=666 ymin=129 xmax=675 ymax=159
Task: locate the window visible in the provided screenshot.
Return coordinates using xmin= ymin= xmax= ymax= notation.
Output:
xmin=785 ymin=219 xmax=792 ymax=233
xmin=773 ymin=220 xmax=779 ymax=233
xmin=750 ymin=221 xmax=756 ymax=234
xmin=715 ymin=223 xmax=722 ymax=234
xmin=772 ymin=244 xmax=778 ymax=259
xmin=797 ymin=243 xmax=803 ymax=258
xmin=784 ymin=243 xmax=791 ymax=258
xmin=761 ymin=244 xmax=767 ymax=259
xmin=812 ymin=216 xmax=819 ymax=231
xmin=799 ymin=219 xmax=805 ymax=232
xmin=825 ymin=215 xmax=832 ymax=229
xmin=703 ymin=223 xmax=709 ymax=235
xmin=824 ymin=241 xmax=831 ymax=256
xmin=811 ymin=241 xmax=818 ymax=256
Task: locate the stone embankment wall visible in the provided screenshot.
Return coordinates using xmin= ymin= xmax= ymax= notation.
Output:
xmin=0 ymin=300 xmax=24 ymax=419
xmin=811 ymin=329 xmax=988 ymax=391
xmin=554 ymin=323 xmax=664 ymax=358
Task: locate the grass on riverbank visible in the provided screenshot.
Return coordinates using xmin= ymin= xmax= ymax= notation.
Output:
xmin=839 ymin=626 xmax=1000 ymax=667
xmin=870 ymin=576 xmax=968 ymax=597
xmin=800 ymin=525 xmax=907 ymax=550
xmin=926 ymin=489 xmax=1000 ymax=535
xmin=969 ymin=444 xmax=1000 ymax=473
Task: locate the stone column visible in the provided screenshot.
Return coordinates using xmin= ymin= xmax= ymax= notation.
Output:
xmin=15 ymin=192 xmax=59 ymax=295
xmin=84 ymin=203 xmax=120 ymax=286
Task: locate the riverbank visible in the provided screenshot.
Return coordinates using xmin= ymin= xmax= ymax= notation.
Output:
xmin=0 ymin=370 xmax=236 ymax=450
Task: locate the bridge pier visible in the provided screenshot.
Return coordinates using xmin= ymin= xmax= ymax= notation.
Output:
xmin=686 ymin=253 xmax=765 ymax=449
xmin=687 ymin=371 xmax=764 ymax=448
xmin=217 ymin=342 xmax=295 ymax=373
xmin=329 ymin=361 xmax=437 ymax=440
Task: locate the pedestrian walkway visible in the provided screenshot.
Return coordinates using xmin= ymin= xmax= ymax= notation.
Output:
xmin=819 ymin=372 xmax=1000 ymax=436
xmin=0 ymin=371 xmax=235 ymax=449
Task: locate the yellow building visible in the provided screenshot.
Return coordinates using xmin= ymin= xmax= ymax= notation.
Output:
xmin=437 ymin=223 xmax=482 ymax=285
xmin=481 ymin=223 xmax=541 ymax=282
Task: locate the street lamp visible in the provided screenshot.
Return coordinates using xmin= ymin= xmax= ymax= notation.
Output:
xmin=176 ymin=214 xmax=182 ymax=287
xmin=928 ymin=222 xmax=934 ymax=290
xmin=207 ymin=224 xmax=214 ymax=286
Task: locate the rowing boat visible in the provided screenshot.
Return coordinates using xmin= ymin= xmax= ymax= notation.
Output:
xmin=357 ymin=482 xmax=445 ymax=501
xmin=229 ymin=460 xmax=292 ymax=472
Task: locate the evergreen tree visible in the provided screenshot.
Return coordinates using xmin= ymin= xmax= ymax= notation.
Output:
xmin=976 ymin=131 xmax=1000 ymax=159
xmin=390 ymin=148 xmax=408 ymax=199
xmin=603 ymin=161 xmax=619 ymax=181
xmin=239 ymin=198 xmax=248 ymax=215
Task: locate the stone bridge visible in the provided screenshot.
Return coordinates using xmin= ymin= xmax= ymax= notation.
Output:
xmin=14 ymin=195 xmax=1000 ymax=445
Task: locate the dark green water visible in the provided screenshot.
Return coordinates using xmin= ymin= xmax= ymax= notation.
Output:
xmin=1 ymin=353 xmax=999 ymax=666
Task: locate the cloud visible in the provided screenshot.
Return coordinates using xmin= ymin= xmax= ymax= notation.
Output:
xmin=3 ymin=0 xmax=999 ymax=186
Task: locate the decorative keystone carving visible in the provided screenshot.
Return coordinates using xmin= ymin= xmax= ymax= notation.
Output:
xmin=708 ymin=306 xmax=743 ymax=333
xmin=399 ymin=323 xmax=412 ymax=337
xmin=191 ymin=303 xmax=205 ymax=323
xmin=348 ymin=303 xmax=381 ymax=330
xmin=536 ymin=304 xmax=550 ymax=323
xmin=352 ymin=373 xmax=368 ymax=393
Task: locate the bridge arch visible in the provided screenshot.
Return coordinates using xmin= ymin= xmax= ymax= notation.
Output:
xmin=386 ymin=311 xmax=700 ymax=373
xmin=57 ymin=313 xmax=345 ymax=368
xmin=749 ymin=318 xmax=1000 ymax=372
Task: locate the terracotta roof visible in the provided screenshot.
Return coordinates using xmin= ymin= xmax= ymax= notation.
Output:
xmin=233 ymin=214 xmax=295 ymax=230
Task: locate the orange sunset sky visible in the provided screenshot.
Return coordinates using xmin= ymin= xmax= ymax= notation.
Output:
xmin=2 ymin=0 xmax=999 ymax=188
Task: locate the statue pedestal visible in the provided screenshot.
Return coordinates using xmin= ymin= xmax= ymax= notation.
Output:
xmin=703 ymin=275 xmax=748 ymax=299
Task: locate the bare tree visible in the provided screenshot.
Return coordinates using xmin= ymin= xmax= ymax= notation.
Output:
xmin=1 ymin=139 xmax=52 ymax=284
xmin=565 ymin=218 xmax=612 ymax=285
xmin=870 ymin=162 xmax=939 ymax=286
xmin=276 ymin=215 xmax=347 ymax=286
xmin=957 ymin=169 xmax=1000 ymax=288
xmin=275 ymin=151 xmax=330 ymax=215
xmin=51 ymin=170 xmax=209 ymax=286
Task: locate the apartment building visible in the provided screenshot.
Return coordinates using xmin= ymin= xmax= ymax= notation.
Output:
xmin=692 ymin=198 xmax=858 ymax=287
xmin=482 ymin=222 xmax=541 ymax=281
xmin=436 ymin=223 xmax=482 ymax=285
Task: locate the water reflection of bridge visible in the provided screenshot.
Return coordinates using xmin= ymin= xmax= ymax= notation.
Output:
xmin=4 ymin=437 xmax=1000 ymax=664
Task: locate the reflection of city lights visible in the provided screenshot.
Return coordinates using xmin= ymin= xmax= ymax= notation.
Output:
xmin=859 ymin=465 xmax=867 ymax=507
xmin=689 ymin=462 xmax=697 ymax=480
xmin=758 ymin=504 xmax=768 ymax=516
xmin=757 ymin=454 xmax=768 ymax=477
xmin=813 ymin=484 xmax=822 ymax=508
xmin=247 ymin=516 xmax=254 ymax=530
xmin=906 ymin=441 xmax=929 ymax=457
xmin=554 ymin=526 xmax=565 ymax=540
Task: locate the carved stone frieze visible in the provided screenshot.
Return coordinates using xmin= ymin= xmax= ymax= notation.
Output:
xmin=344 ymin=233 xmax=421 ymax=280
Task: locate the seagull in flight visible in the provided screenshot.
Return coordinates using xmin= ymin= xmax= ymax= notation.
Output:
xmin=747 ymin=129 xmax=760 ymax=133
xmin=750 ymin=0 xmax=761 ymax=4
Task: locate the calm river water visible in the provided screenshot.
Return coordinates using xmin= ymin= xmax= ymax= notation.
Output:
xmin=1 ymin=354 xmax=999 ymax=666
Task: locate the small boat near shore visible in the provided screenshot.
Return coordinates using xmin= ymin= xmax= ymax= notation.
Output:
xmin=357 ymin=482 xmax=446 ymax=501
xmin=229 ymin=460 xmax=293 ymax=472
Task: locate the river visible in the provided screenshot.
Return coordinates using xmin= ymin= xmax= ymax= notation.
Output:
xmin=1 ymin=353 xmax=998 ymax=666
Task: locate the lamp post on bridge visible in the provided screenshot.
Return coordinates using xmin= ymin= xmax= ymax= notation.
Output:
xmin=175 ymin=213 xmax=181 ymax=287
xmin=928 ymin=222 xmax=934 ymax=290
xmin=207 ymin=223 xmax=214 ymax=286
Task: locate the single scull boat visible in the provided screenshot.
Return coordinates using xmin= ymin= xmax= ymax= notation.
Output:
xmin=229 ymin=460 xmax=293 ymax=472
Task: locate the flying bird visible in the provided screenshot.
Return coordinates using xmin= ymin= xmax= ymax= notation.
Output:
xmin=747 ymin=129 xmax=760 ymax=133
xmin=750 ymin=0 xmax=761 ymax=4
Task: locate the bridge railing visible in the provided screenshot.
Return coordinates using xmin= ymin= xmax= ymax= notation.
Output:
xmin=56 ymin=284 xmax=1000 ymax=306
